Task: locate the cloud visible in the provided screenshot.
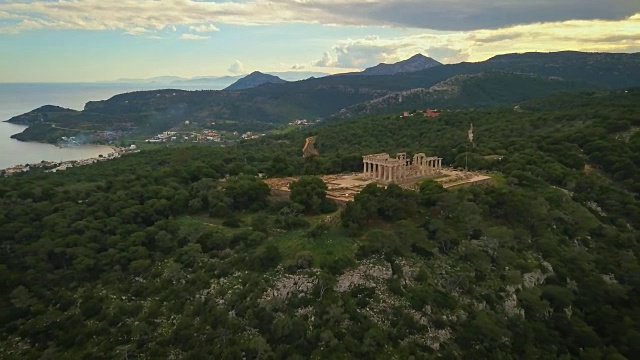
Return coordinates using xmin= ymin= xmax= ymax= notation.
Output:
xmin=313 ymin=36 xmax=413 ymax=69
xmin=0 ymin=0 xmax=639 ymax=35
xmin=426 ymin=46 xmax=469 ymax=63
xmin=471 ymin=33 xmax=524 ymax=44
xmin=125 ymin=27 xmax=150 ymax=36
xmin=310 ymin=15 xmax=640 ymax=70
xmin=298 ymin=0 xmax=640 ymax=31
xmin=228 ymin=60 xmax=245 ymax=74
xmin=180 ymin=33 xmax=209 ymax=40
xmin=313 ymin=51 xmax=337 ymax=67
xmin=189 ymin=24 xmax=220 ymax=33
xmin=290 ymin=64 xmax=306 ymax=70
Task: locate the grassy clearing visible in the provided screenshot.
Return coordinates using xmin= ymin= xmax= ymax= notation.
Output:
xmin=265 ymin=228 xmax=356 ymax=266
xmin=177 ymin=212 xmax=356 ymax=267
xmin=174 ymin=216 xmax=232 ymax=242
xmin=488 ymin=172 xmax=507 ymax=186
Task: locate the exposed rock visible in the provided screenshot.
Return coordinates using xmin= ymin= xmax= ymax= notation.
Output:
xmin=260 ymin=271 xmax=318 ymax=303
xmin=335 ymin=260 xmax=392 ymax=292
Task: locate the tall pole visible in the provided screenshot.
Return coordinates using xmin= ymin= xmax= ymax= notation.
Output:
xmin=465 ymin=142 xmax=468 ymax=172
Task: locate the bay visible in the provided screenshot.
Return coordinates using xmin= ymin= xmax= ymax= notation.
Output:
xmin=0 ymin=82 xmax=219 ymax=169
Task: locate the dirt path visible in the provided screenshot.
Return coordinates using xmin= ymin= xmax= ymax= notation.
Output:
xmin=303 ymin=136 xmax=319 ymax=157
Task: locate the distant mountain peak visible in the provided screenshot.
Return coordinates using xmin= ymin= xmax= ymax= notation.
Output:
xmin=408 ymin=53 xmax=430 ymax=60
xmin=361 ymin=54 xmax=442 ymax=76
xmin=224 ymin=71 xmax=288 ymax=91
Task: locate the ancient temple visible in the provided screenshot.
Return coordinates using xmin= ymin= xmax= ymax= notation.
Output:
xmin=362 ymin=152 xmax=442 ymax=184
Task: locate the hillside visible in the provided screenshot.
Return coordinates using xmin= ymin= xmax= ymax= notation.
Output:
xmin=6 ymin=105 xmax=79 ymax=126
xmin=224 ymin=71 xmax=288 ymax=90
xmin=1 ymin=90 xmax=639 ymax=358
xmin=6 ymin=51 xmax=640 ymax=143
xmin=339 ymin=72 xmax=597 ymax=117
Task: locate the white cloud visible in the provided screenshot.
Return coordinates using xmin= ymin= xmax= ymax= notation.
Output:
xmin=181 ymin=33 xmax=209 ymax=40
xmin=290 ymin=64 xmax=306 ymax=70
xmin=313 ymin=51 xmax=337 ymax=67
xmin=313 ymin=37 xmax=409 ymax=69
xmin=228 ymin=60 xmax=245 ymax=74
xmin=189 ymin=24 xmax=220 ymax=33
xmin=125 ymin=27 xmax=150 ymax=36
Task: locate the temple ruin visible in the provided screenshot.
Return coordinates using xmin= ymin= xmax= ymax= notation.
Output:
xmin=362 ymin=152 xmax=442 ymax=184
xmin=265 ymin=151 xmax=491 ymax=204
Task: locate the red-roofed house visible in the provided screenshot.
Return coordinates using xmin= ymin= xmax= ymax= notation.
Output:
xmin=425 ymin=108 xmax=440 ymax=117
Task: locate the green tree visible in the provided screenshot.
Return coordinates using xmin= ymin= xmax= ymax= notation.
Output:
xmin=289 ymin=176 xmax=336 ymax=214
xmin=224 ymin=175 xmax=271 ymax=211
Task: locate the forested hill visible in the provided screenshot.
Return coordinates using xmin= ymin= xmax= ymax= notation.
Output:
xmin=6 ymin=51 xmax=640 ymax=144
xmin=339 ymin=72 xmax=596 ymax=117
xmin=1 ymin=89 xmax=639 ymax=358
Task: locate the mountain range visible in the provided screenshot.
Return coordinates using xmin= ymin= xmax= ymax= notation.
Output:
xmin=104 ymin=71 xmax=330 ymax=89
xmin=7 ymin=51 xmax=640 ymax=143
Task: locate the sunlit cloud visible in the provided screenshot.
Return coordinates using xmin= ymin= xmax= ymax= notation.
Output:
xmin=228 ymin=60 xmax=245 ymax=74
xmin=310 ymin=15 xmax=640 ymax=69
xmin=189 ymin=24 xmax=220 ymax=33
xmin=180 ymin=33 xmax=210 ymax=40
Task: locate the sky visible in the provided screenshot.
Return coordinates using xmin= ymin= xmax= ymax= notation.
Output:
xmin=1 ymin=0 xmax=639 ymax=82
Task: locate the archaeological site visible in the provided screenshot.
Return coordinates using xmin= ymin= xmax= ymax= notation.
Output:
xmin=265 ymin=151 xmax=493 ymax=203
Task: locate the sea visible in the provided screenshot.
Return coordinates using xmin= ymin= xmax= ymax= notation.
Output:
xmin=0 ymin=82 xmax=218 ymax=169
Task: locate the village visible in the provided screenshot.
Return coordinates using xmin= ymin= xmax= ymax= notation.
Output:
xmin=144 ymin=128 xmax=266 ymax=144
xmin=1 ymin=145 xmax=139 ymax=177
xmin=401 ymin=108 xmax=441 ymax=118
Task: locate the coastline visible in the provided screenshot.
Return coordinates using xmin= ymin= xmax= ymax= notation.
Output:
xmin=1 ymin=143 xmax=132 ymax=175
